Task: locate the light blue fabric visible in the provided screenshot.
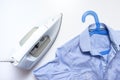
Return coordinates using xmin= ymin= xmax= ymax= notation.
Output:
xmin=33 ymin=23 xmax=120 ymax=80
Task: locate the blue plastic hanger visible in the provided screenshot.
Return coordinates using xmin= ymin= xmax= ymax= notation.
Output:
xmin=82 ymin=10 xmax=108 ymax=36
xmin=82 ymin=10 xmax=110 ymax=55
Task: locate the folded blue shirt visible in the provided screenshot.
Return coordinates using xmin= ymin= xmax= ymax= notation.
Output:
xmin=33 ymin=23 xmax=120 ymax=80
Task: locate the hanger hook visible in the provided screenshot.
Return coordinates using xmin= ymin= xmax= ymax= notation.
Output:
xmin=82 ymin=10 xmax=100 ymax=30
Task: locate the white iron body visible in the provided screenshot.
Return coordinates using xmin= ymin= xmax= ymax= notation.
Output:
xmin=11 ymin=14 xmax=62 ymax=70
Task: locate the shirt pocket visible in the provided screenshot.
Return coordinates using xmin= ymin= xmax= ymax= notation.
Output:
xmin=72 ymin=71 xmax=100 ymax=80
xmin=71 ymin=62 xmax=101 ymax=80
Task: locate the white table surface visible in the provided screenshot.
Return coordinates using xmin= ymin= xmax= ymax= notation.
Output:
xmin=0 ymin=0 xmax=120 ymax=80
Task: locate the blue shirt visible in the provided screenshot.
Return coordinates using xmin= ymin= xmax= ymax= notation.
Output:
xmin=33 ymin=23 xmax=120 ymax=80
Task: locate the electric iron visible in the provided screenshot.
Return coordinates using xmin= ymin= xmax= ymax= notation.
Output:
xmin=11 ymin=13 xmax=62 ymax=70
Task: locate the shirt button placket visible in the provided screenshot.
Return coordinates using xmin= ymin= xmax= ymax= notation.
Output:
xmin=101 ymin=57 xmax=108 ymax=78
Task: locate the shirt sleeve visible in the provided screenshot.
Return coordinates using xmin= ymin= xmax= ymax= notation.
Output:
xmin=33 ymin=48 xmax=71 ymax=80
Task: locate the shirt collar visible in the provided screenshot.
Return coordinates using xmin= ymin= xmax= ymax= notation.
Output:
xmin=79 ymin=23 xmax=120 ymax=55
